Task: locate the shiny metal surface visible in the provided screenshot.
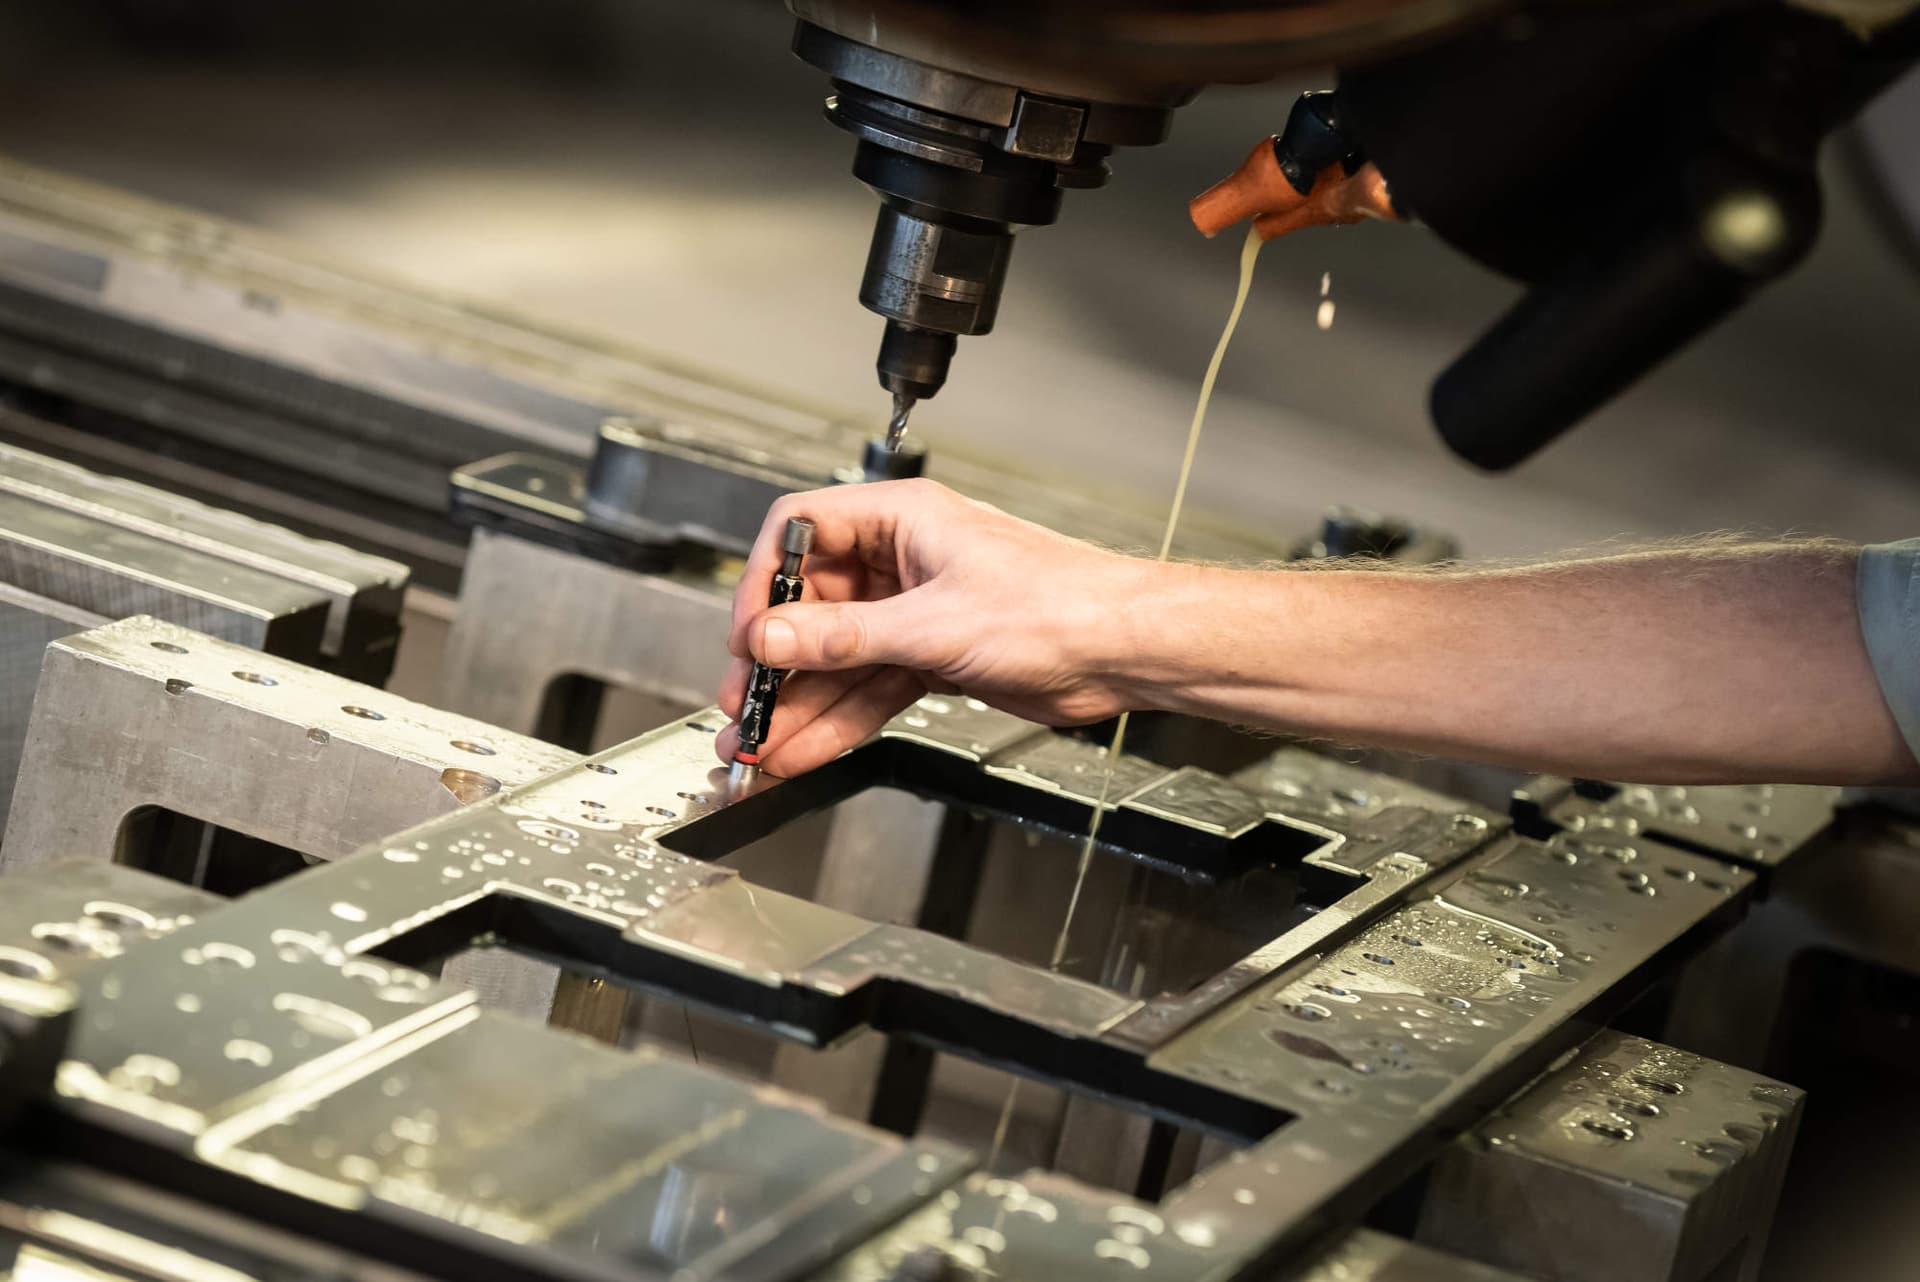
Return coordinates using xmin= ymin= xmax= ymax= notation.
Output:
xmin=0 ymin=616 xmax=578 ymax=1021
xmin=0 ymin=670 xmax=1769 ymax=1280
xmin=0 ymin=583 xmax=103 ymax=848
xmin=1417 ymin=1031 xmax=1803 ymax=1282
xmin=1514 ymin=775 xmax=1842 ymax=870
xmin=0 ymin=434 xmax=407 ymax=673
xmin=3 ymin=615 xmax=577 ymax=874
xmin=439 ymin=529 xmax=731 ymax=734
xmin=0 ymin=438 xmax=407 ymax=836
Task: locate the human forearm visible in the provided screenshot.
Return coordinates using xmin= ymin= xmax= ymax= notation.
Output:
xmin=1116 ymin=542 xmax=1917 ymax=786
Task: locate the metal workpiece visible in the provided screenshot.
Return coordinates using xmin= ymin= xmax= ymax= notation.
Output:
xmin=1417 ymin=1031 xmax=1804 ymax=1282
xmin=1283 ymin=1231 xmax=1533 ymax=1282
xmin=0 ymin=860 xmax=223 ymax=1020
xmin=0 ymin=437 xmax=409 ymax=835
xmin=1123 ymin=833 xmax=1752 ymax=1270
xmin=0 ymin=1159 xmax=448 ymax=1282
xmin=581 ymin=417 xmax=820 ymax=560
xmin=439 ymin=528 xmax=733 ymax=737
xmin=214 ymin=1010 xmax=971 ymax=1282
xmin=0 ymin=582 xmax=104 ymax=845
xmin=0 ymin=467 xmax=324 ymax=648
xmin=1232 ymin=746 xmax=1469 ymax=830
xmin=2 ymin=614 xmax=577 ymax=875
xmin=0 ymin=434 xmax=409 ymax=676
xmin=0 ymin=674 xmax=1778 ymax=1282
xmin=1513 ymin=775 xmax=1842 ymax=870
xmin=0 ymin=616 xmax=581 ymax=1022
xmin=0 ymin=809 xmax=966 ymax=1282
xmin=458 ymin=413 xmax=1283 ymax=574
xmin=863 ymin=695 xmax=1344 ymax=881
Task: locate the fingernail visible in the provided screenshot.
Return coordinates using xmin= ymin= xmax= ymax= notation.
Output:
xmin=760 ymin=618 xmax=797 ymax=666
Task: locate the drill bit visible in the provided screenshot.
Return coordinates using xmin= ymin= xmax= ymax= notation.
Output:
xmin=731 ymin=516 xmax=815 ymax=793
xmin=885 ymin=390 xmax=915 ymax=451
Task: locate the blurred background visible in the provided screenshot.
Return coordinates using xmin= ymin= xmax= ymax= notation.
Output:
xmin=0 ymin=0 xmax=1914 ymax=561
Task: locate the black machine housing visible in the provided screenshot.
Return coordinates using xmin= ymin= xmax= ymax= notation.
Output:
xmin=790 ymin=0 xmax=1920 ymax=468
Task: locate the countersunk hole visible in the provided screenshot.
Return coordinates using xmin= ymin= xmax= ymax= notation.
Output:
xmin=580 ymin=800 xmax=606 ymax=811
xmin=149 ymin=641 xmax=188 ymax=654
xmin=342 ymin=705 xmax=384 ymax=720
xmin=306 ymin=727 xmax=331 ymax=745
xmin=451 ymin=739 xmax=497 ymax=757
xmin=439 ymin=768 xmax=503 ymax=804
xmin=1361 ymin=952 xmax=1395 ymax=966
xmin=0 ymin=947 xmax=53 ymax=980
xmin=646 ymin=806 xmax=677 ymax=820
xmin=1581 ymin=1119 xmax=1633 ymax=1141
xmin=676 ymin=791 xmax=706 ymax=803
xmin=1633 ymin=1075 xmax=1684 ymax=1095
xmin=83 ymin=901 xmax=156 ymax=930
xmin=232 ymin=671 xmax=276 ymax=686
xmin=685 ymin=721 xmax=717 ymax=734
xmin=586 ymin=763 xmax=617 ymax=775
xmin=164 ymin=678 xmax=192 ymax=696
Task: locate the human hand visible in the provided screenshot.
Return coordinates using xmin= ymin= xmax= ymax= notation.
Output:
xmin=715 ymin=479 xmax=1154 ymax=775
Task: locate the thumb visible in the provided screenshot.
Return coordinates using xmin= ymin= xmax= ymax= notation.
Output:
xmin=748 ymin=597 xmax=928 ymax=672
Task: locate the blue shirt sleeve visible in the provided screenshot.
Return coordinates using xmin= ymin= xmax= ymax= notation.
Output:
xmin=1857 ymin=539 xmax=1920 ymax=761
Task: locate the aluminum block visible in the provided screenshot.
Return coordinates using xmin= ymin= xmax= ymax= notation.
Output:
xmin=1417 ymin=1031 xmax=1803 ymax=1282
xmin=0 ymin=438 xmax=407 ymax=833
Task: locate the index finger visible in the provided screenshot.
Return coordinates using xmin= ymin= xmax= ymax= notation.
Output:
xmin=727 ymin=478 xmax=943 ymax=657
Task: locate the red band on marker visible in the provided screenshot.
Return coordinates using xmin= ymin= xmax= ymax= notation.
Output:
xmin=734 ymin=752 xmax=761 ymax=765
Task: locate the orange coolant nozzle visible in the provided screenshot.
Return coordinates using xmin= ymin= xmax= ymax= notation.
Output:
xmin=1190 ymin=137 xmax=1402 ymax=243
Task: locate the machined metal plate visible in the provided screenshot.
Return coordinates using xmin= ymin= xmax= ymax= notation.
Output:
xmin=0 ymin=860 xmax=220 ymax=1020
xmin=1515 ymin=776 xmax=1840 ymax=870
xmin=0 ymin=689 xmax=1767 ymax=1282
